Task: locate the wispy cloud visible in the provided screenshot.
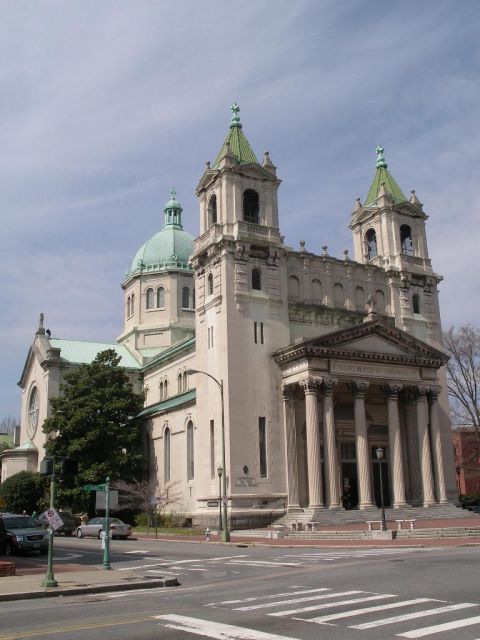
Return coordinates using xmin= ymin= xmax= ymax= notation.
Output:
xmin=1 ymin=0 xmax=479 ymax=416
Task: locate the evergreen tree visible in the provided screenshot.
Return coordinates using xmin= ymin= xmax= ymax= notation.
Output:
xmin=43 ymin=350 xmax=145 ymax=508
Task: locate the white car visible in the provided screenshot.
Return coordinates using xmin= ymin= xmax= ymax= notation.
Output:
xmin=76 ymin=517 xmax=132 ymax=539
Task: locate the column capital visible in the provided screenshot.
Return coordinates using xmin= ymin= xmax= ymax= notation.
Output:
xmin=321 ymin=378 xmax=338 ymax=396
xmin=415 ymin=384 xmax=433 ymax=398
xmin=428 ymin=385 xmax=441 ymax=401
xmin=384 ymin=383 xmax=403 ymax=398
xmin=350 ymin=380 xmax=370 ymax=397
xmin=299 ymin=377 xmax=321 ymax=395
xmin=281 ymin=384 xmax=296 ymax=402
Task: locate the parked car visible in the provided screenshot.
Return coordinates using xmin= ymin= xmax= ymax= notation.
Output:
xmin=36 ymin=511 xmax=78 ymax=536
xmin=76 ymin=517 xmax=132 ymax=540
xmin=0 ymin=513 xmax=48 ymax=556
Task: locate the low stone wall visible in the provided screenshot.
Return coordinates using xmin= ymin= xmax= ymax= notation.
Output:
xmin=0 ymin=561 xmax=15 ymax=577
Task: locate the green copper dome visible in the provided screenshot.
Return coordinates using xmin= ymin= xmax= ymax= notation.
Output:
xmin=364 ymin=146 xmax=408 ymax=207
xmin=212 ymin=103 xmax=259 ymax=168
xmin=127 ymin=189 xmax=194 ymax=278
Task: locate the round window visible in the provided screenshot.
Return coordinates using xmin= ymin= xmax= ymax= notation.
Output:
xmin=27 ymin=387 xmax=39 ymax=438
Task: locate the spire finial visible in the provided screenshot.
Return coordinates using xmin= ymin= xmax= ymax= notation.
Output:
xmin=229 ymin=102 xmax=242 ymax=129
xmin=170 ymin=187 xmax=177 ymax=200
xmin=36 ymin=313 xmax=45 ymax=336
xmin=375 ymin=145 xmax=387 ymax=169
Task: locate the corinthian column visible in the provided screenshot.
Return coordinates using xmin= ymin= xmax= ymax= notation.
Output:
xmin=416 ymin=386 xmax=436 ymax=506
xmin=281 ymin=384 xmax=301 ymax=511
xmin=300 ymin=378 xmax=324 ymax=509
xmin=429 ymin=388 xmax=448 ymax=503
xmin=322 ymin=379 xmax=341 ymax=508
xmin=351 ymin=381 xmax=373 ymax=509
xmin=385 ymin=384 xmax=406 ymax=507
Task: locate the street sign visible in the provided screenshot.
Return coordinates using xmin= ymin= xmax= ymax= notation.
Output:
xmin=44 ymin=508 xmax=63 ymax=531
xmin=82 ymin=483 xmax=106 ymax=492
xmin=96 ymin=490 xmax=119 ymax=511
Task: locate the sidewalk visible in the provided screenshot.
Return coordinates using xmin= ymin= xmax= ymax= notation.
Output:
xmin=1 ymin=516 xmax=479 ymax=602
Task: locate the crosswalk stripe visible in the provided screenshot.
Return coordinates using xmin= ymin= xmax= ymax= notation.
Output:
xmin=271 ymin=594 xmax=395 ymax=617
xmin=351 ymin=602 xmax=477 ymax=629
xmin=227 ymin=560 xmax=304 ymax=567
xmin=397 ymin=614 xmax=480 ymax=638
xmin=205 ymin=587 xmax=334 ymax=607
xmin=155 ymin=614 xmax=302 ymax=639
xmin=305 ymin=598 xmax=438 ymax=623
xmin=235 ymin=589 xmax=350 ymax=611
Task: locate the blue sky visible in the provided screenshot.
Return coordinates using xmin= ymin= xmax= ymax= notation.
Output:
xmin=1 ymin=0 xmax=479 ymax=419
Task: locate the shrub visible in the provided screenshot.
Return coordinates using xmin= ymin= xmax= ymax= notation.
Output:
xmin=0 ymin=471 xmax=46 ymax=514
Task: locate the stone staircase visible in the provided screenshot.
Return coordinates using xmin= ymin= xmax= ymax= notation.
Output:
xmin=273 ymin=503 xmax=475 ymax=528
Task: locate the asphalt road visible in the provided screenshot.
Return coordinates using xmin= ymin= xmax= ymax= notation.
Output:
xmin=2 ymin=538 xmax=480 ymax=640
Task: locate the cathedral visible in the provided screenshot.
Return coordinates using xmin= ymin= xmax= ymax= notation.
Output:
xmin=1 ymin=105 xmax=457 ymax=528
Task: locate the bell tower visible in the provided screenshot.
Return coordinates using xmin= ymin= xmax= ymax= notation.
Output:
xmin=350 ymin=146 xmax=443 ymax=347
xmin=190 ymin=104 xmax=290 ymax=507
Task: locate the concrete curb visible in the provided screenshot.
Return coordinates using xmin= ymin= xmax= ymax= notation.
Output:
xmin=0 ymin=576 xmax=180 ymax=602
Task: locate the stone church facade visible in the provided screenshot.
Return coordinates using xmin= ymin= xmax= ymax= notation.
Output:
xmin=2 ymin=105 xmax=456 ymax=527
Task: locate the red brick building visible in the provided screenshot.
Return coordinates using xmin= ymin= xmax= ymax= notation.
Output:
xmin=452 ymin=428 xmax=480 ymax=495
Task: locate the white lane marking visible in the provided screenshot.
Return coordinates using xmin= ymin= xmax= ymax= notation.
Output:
xmin=271 ymin=594 xmax=395 ymax=617
xmin=205 ymin=587 xmax=334 ymax=607
xmin=351 ymin=602 xmax=477 ymax=629
xmin=398 ymin=614 xmax=480 ymax=638
xmin=118 ymin=562 xmax=169 ymax=570
xmin=55 ymin=553 xmax=83 ymax=561
xmin=125 ymin=550 xmax=151 ymax=554
xmin=234 ymin=589 xmax=333 ymax=610
xmin=305 ymin=598 xmax=439 ymax=623
xmin=227 ymin=560 xmax=303 ymax=567
xmin=155 ymin=614 xmax=302 ymax=639
xmin=236 ymin=590 xmax=359 ymax=612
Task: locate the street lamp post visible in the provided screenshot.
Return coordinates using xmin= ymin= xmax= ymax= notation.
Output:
xmin=186 ymin=368 xmax=230 ymax=542
xmin=375 ymin=447 xmax=387 ymax=532
xmin=217 ymin=466 xmax=223 ymax=532
xmin=102 ymin=476 xmax=111 ymax=570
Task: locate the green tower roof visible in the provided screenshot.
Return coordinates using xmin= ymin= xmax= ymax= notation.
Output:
xmin=213 ymin=103 xmax=259 ymax=168
xmin=364 ymin=146 xmax=408 ymax=207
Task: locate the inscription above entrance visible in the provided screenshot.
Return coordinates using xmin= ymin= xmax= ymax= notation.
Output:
xmin=330 ymin=361 xmax=420 ymax=381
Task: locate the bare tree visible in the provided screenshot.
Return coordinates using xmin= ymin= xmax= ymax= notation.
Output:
xmin=443 ymin=325 xmax=480 ymax=435
xmin=0 ymin=415 xmax=17 ymax=436
xmin=113 ymin=479 xmax=179 ymax=527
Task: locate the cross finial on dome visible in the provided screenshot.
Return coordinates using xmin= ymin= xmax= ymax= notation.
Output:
xmin=375 ymin=145 xmax=388 ymax=169
xmin=170 ymin=187 xmax=177 ymax=200
xmin=229 ymin=102 xmax=242 ymax=129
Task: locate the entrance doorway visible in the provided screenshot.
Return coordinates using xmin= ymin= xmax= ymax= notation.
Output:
xmin=341 ymin=442 xmax=358 ymax=509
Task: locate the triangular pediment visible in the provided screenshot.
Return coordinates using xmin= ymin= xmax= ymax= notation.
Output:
xmin=274 ymin=319 xmax=448 ymax=368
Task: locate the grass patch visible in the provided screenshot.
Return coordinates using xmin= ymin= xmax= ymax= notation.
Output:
xmin=133 ymin=526 xmax=203 ymax=536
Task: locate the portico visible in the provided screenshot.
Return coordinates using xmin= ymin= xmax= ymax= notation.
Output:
xmin=274 ymin=319 xmax=450 ymax=516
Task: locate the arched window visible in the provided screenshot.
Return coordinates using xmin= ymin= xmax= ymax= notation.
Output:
xmin=183 ymin=371 xmax=188 ymax=391
xmin=186 ymin=421 xmax=194 ymax=480
xmin=288 ymin=275 xmax=300 ymax=299
xmin=400 ymin=225 xmax=414 ymax=255
xmin=354 ymin=286 xmax=366 ymax=311
xmin=412 ymin=293 xmax=420 ymax=314
xmin=182 ymin=287 xmax=190 ymax=309
xmin=243 ymin=189 xmax=259 ymax=224
xmin=177 ymin=372 xmax=183 ymax=394
xmin=333 ymin=283 xmax=345 ymax=306
xmin=131 ymin=293 xmax=135 ymax=314
xmin=375 ymin=289 xmax=386 ymax=314
xmin=146 ymin=288 xmax=154 ymax=309
xmin=164 ymin=379 xmax=168 ymax=398
xmin=208 ymin=195 xmax=217 ymax=225
xmin=159 ymin=381 xmax=164 ymax=401
xmin=207 ymin=273 xmax=214 ymax=296
xmin=252 ymin=268 xmax=261 ymax=290
xmin=365 ymin=228 xmax=378 ymax=259
xmin=157 ymin=287 xmax=165 ymax=308
xmin=28 ymin=387 xmax=39 ymax=436
xmin=312 ymin=279 xmax=323 ymax=303
xmin=126 ymin=296 xmax=131 ymax=317
xmin=164 ymin=427 xmax=171 ymax=483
